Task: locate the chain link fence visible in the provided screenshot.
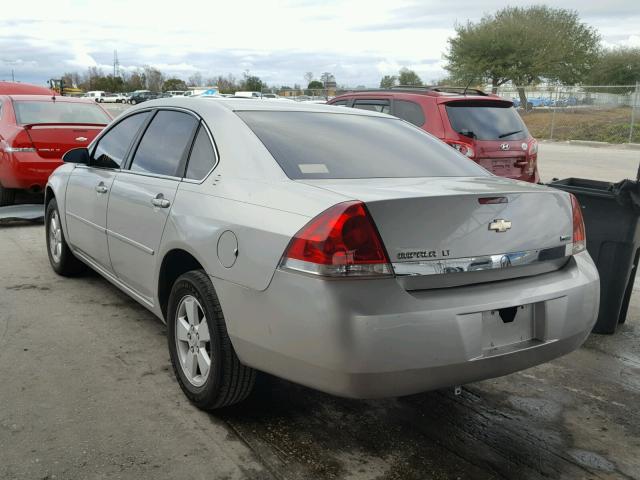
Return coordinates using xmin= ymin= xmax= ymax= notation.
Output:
xmin=496 ymin=84 xmax=640 ymax=144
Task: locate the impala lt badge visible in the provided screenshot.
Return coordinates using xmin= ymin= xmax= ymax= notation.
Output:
xmin=75 ymin=136 xmax=88 ymax=142
xmin=489 ymin=219 xmax=512 ymax=232
xmin=500 ymin=143 xmax=510 ymax=151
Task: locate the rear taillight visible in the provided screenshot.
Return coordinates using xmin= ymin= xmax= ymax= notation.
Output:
xmin=280 ymin=201 xmax=393 ymax=277
xmin=5 ymin=129 xmax=36 ymax=153
xmin=528 ymin=139 xmax=538 ymax=155
xmin=570 ymin=194 xmax=586 ymax=254
xmin=446 ymin=140 xmax=475 ymax=158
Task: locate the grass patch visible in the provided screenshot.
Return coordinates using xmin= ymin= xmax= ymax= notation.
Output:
xmin=521 ymin=107 xmax=640 ymax=143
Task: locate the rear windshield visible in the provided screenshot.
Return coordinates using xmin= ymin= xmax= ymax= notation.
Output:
xmin=445 ymin=101 xmax=528 ymax=141
xmin=13 ymin=101 xmax=111 ymax=125
xmin=237 ymin=111 xmax=488 ymax=179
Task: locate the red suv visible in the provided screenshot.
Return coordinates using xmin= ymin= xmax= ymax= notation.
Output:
xmin=0 ymin=94 xmax=112 ymax=205
xmin=328 ymin=87 xmax=539 ymax=183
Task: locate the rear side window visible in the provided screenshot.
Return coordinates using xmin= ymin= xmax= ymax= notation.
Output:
xmin=331 ymin=100 xmax=350 ymax=107
xmin=353 ymin=99 xmax=390 ymax=114
xmin=13 ymin=101 xmax=111 ymax=125
xmin=185 ymin=126 xmax=216 ymax=180
xmin=394 ymin=100 xmax=425 ymax=127
xmin=238 ymin=111 xmax=488 ymax=179
xmin=445 ymin=101 xmax=528 ymax=140
xmin=93 ymin=111 xmax=149 ymax=169
xmin=130 ymin=110 xmax=198 ymax=177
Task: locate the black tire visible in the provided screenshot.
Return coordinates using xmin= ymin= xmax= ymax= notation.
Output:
xmin=0 ymin=184 xmax=16 ymax=206
xmin=130 ymin=99 xmax=137 ymax=105
xmin=167 ymin=270 xmax=256 ymax=410
xmin=45 ymin=198 xmax=86 ymax=276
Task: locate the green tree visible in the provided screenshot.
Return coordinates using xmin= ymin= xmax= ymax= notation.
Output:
xmin=588 ymin=47 xmax=640 ymax=91
xmin=380 ymin=75 xmax=397 ymax=88
xmin=242 ymin=71 xmax=264 ymax=92
xmin=163 ymin=78 xmax=188 ymax=92
xmin=445 ymin=6 xmax=600 ymax=107
xmin=398 ymin=68 xmax=422 ymax=86
xmin=308 ymin=80 xmax=323 ymax=89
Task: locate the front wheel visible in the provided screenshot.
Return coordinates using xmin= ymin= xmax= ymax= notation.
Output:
xmin=45 ymin=199 xmax=85 ymax=276
xmin=167 ymin=270 xmax=256 ymax=410
xmin=130 ymin=99 xmax=137 ymax=105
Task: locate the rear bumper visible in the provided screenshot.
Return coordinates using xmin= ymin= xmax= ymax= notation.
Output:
xmin=0 ymin=152 xmax=61 ymax=189
xmin=214 ymin=251 xmax=599 ymax=398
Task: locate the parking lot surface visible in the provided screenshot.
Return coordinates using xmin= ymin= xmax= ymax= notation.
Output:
xmin=1 ymin=142 xmax=639 ymax=479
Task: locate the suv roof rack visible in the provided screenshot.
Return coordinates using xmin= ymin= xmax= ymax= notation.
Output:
xmin=344 ymin=86 xmax=489 ymax=96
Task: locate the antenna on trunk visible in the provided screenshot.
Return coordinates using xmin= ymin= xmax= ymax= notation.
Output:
xmin=462 ymin=78 xmax=473 ymax=96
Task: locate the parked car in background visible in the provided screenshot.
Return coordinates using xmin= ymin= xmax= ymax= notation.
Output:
xmin=45 ymin=97 xmax=598 ymax=410
xmin=83 ymin=91 xmax=107 ymax=102
xmin=0 ymin=81 xmax=56 ymax=96
xmin=234 ymin=91 xmax=263 ymax=98
xmin=102 ymin=93 xmax=128 ymax=103
xmin=0 ymin=95 xmax=111 ymax=205
xmin=166 ymin=90 xmax=187 ymax=97
xmin=128 ymin=90 xmax=158 ymax=105
xmin=329 ymin=87 xmax=540 ymax=183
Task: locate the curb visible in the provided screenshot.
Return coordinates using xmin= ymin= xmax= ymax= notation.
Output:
xmin=540 ymin=140 xmax=640 ymax=150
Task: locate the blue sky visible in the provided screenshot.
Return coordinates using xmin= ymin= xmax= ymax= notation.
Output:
xmin=1 ymin=0 xmax=639 ymax=88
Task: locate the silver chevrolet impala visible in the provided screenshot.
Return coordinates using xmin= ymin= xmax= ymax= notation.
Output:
xmin=45 ymin=98 xmax=600 ymax=410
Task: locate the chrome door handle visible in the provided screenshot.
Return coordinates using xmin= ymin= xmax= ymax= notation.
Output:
xmin=95 ymin=183 xmax=108 ymax=194
xmin=151 ymin=195 xmax=170 ymax=208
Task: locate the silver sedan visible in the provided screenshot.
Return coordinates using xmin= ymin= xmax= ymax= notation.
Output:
xmin=45 ymin=98 xmax=599 ymax=410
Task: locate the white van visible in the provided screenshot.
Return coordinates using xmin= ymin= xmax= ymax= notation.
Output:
xmin=83 ymin=91 xmax=107 ymax=102
xmin=234 ymin=91 xmax=263 ymax=98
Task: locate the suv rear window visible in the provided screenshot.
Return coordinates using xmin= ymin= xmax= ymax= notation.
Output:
xmin=445 ymin=101 xmax=528 ymax=141
xmin=238 ymin=111 xmax=488 ymax=179
xmin=14 ymin=101 xmax=111 ymax=125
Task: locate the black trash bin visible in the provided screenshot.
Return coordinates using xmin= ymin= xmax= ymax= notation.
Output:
xmin=549 ymin=177 xmax=640 ymax=334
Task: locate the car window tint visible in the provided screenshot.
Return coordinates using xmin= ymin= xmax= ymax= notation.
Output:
xmin=238 ymin=111 xmax=488 ymax=179
xmin=445 ymin=101 xmax=529 ymax=140
xmin=13 ymin=101 xmax=111 ymax=125
xmin=394 ymin=100 xmax=425 ymax=127
xmin=185 ymin=126 xmax=216 ymax=180
xmin=353 ymin=99 xmax=390 ymax=114
xmin=92 ymin=111 xmax=149 ymax=169
xmin=331 ymin=100 xmax=349 ymax=107
xmin=130 ymin=110 xmax=198 ymax=177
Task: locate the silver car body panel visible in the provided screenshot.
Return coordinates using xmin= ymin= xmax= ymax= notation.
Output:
xmin=46 ymin=98 xmax=600 ymax=398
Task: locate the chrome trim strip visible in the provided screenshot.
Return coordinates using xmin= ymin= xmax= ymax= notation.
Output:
xmin=66 ymin=211 xmax=106 ymax=233
xmin=392 ymin=245 xmax=572 ymax=277
xmin=106 ymin=229 xmax=155 ymax=255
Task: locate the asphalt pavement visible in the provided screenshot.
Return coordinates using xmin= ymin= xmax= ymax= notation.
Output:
xmin=0 ymin=141 xmax=639 ymax=479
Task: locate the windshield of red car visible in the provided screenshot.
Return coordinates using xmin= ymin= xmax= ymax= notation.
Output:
xmin=13 ymin=101 xmax=111 ymax=125
xmin=445 ymin=101 xmax=529 ymax=141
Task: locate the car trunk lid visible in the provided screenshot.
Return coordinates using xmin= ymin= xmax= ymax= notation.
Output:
xmin=300 ymin=176 xmax=573 ymax=289
xmin=24 ymin=124 xmax=103 ymax=159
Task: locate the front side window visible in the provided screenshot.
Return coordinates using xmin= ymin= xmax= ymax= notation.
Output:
xmin=238 ymin=111 xmax=488 ymax=179
xmin=13 ymin=101 xmax=111 ymax=125
xmin=185 ymin=126 xmax=216 ymax=180
xmin=331 ymin=100 xmax=350 ymax=107
xmin=353 ymin=99 xmax=390 ymax=114
xmin=129 ymin=110 xmax=198 ymax=177
xmin=92 ymin=111 xmax=149 ymax=169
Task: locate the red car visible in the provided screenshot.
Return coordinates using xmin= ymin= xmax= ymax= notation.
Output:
xmin=328 ymin=87 xmax=539 ymax=183
xmin=0 ymin=94 xmax=112 ymax=205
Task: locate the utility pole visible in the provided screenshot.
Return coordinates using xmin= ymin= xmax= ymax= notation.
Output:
xmin=630 ymin=81 xmax=639 ymax=144
xmin=11 ymin=69 xmax=14 ymax=82
xmin=113 ymin=50 xmax=119 ymax=78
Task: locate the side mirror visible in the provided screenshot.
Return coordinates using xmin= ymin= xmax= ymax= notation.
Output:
xmin=63 ymin=147 xmax=90 ymax=165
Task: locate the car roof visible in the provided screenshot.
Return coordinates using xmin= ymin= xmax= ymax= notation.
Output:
xmin=335 ymin=88 xmax=510 ymax=104
xmin=134 ymin=96 xmax=394 ymax=119
xmin=0 ymin=81 xmax=55 ymax=96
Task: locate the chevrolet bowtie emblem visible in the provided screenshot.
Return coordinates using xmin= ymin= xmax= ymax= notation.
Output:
xmin=75 ymin=136 xmax=88 ymax=142
xmin=489 ymin=219 xmax=512 ymax=232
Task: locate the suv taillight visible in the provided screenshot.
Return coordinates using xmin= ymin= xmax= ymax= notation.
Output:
xmin=280 ymin=201 xmax=393 ymax=277
xmin=570 ymin=194 xmax=586 ymax=254
xmin=446 ymin=140 xmax=475 ymax=158
xmin=6 ymin=129 xmax=36 ymax=153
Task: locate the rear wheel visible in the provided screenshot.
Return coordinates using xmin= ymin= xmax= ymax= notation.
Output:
xmin=0 ymin=184 xmax=16 ymax=206
xmin=45 ymin=198 xmax=85 ymax=276
xmin=167 ymin=270 xmax=256 ymax=410
xmin=130 ymin=99 xmax=137 ymax=105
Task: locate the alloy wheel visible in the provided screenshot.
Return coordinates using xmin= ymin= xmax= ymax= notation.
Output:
xmin=175 ymin=295 xmax=212 ymax=387
xmin=48 ymin=210 xmax=63 ymax=264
